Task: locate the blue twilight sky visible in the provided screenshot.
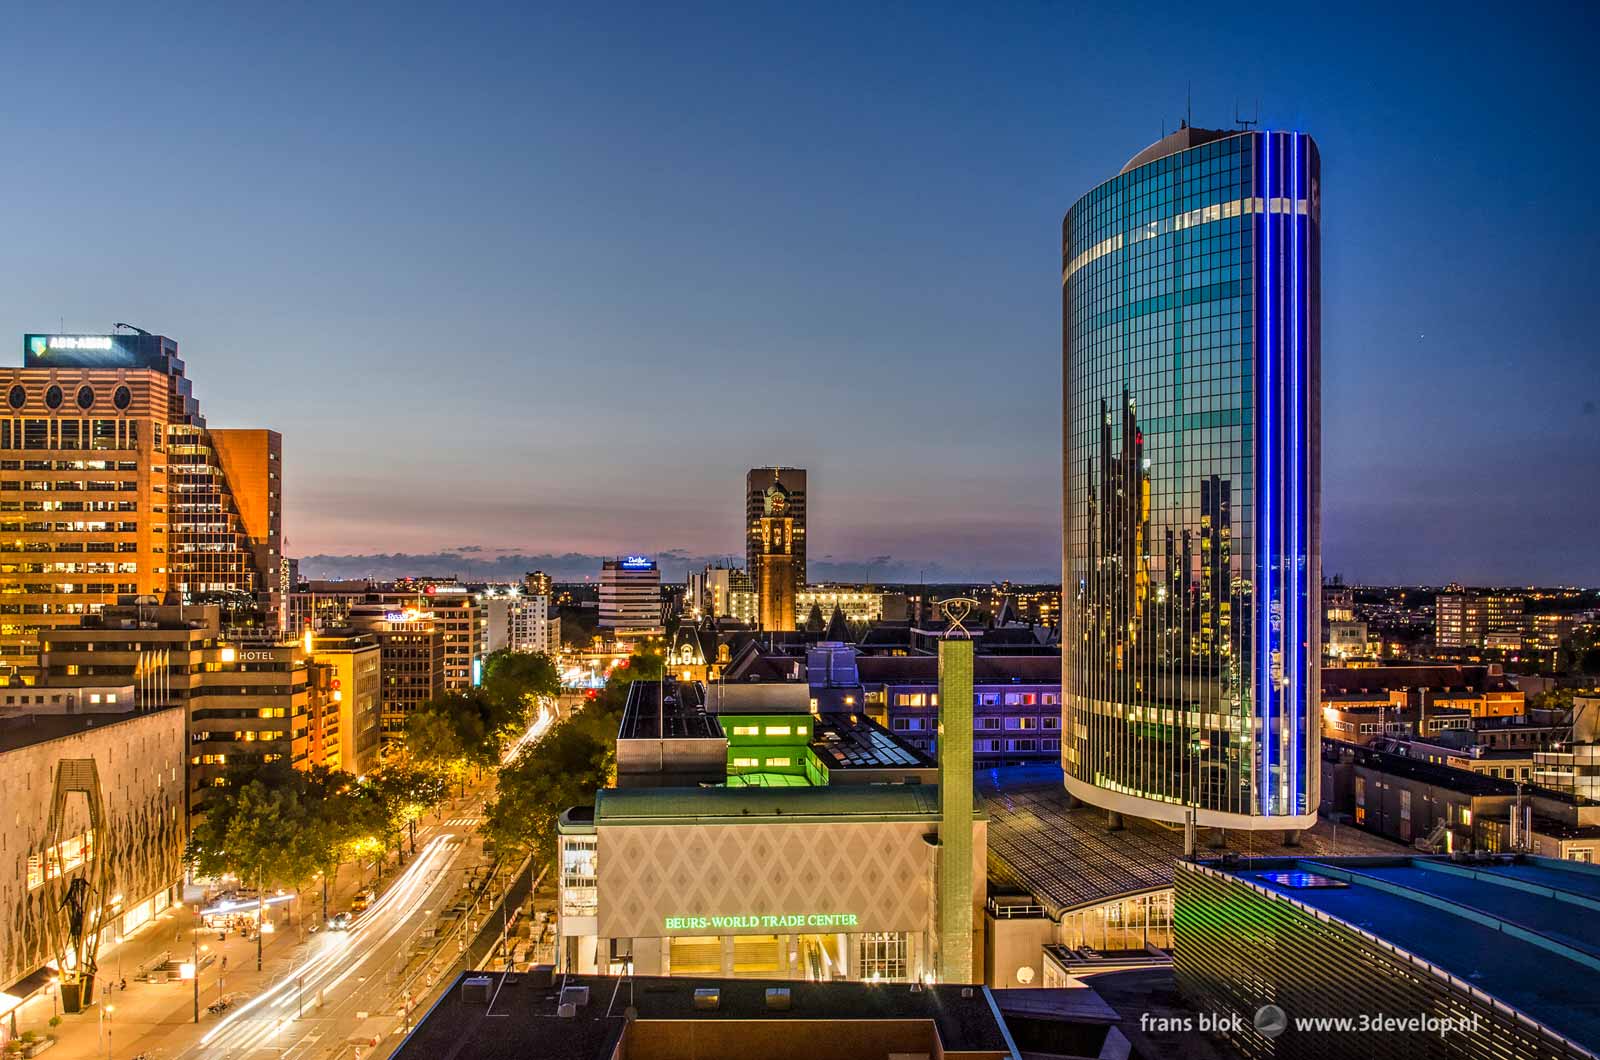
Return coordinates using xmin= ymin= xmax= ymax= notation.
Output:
xmin=2 ymin=3 xmax=1597 ymax=585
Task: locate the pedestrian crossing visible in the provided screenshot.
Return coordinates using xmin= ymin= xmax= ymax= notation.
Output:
xmin=445 ymin=816 xmax=480 ymax=827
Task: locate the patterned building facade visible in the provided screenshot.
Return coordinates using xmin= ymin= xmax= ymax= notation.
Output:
xmin=0 ymin=706 xmax=186 ymax=997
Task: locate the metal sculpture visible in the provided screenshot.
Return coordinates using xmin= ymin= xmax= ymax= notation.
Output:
xmin=43 ymin=758 xmax=109 ymax=1012
xmin=939 ymin=597 xmax=978 ymax=638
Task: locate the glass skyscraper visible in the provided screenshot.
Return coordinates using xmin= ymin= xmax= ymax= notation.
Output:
xmin=1062 ymin=127 xmax=1320 ymax=831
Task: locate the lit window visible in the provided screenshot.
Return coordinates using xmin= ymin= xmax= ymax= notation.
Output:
xmin=765 ymin=757 xmax=791 ymax=768
xmin=764 ymin=726 xmax=791 ymax=737
xmin=732 ymin=726 xmax=759 ymax=736
xmin=732 ymin=757 xmax=759 ymax=768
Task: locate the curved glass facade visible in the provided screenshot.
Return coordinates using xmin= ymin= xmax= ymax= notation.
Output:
xmin=1061 ymin=130 xmax=1320 ymax=828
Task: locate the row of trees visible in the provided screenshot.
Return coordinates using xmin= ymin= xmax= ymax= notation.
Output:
xmin=187 ymin=649 xmax=564 ymax=921
xmin=482 ymin=652 xmax=662 ymax=868
xmin=187 ymin=761 xmax=445 ymax=923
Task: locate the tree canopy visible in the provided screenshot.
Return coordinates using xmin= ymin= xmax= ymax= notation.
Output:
xmin=403 ymin=649 xmax=562 ymax=782
xmin=482 ymin=651 xmax=661 ymax=867
xmin=186 ymin=760 xmax=445 ymax=896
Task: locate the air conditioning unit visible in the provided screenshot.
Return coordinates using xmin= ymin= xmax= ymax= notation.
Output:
xmin=461 ymin=976 xmax=493 ymax=1004
xmin=560 ymin=985 xmax=590 ymax=1009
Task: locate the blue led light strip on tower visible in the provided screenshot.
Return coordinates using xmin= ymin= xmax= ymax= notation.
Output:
xmin=1289 ymin=132 xmax=1301 ymax=815
xmin=1258 ymin=131 xmax=1274 ymax=816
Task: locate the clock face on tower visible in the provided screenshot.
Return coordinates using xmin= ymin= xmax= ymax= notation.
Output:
xmin=764 ymin=484 xmax=788 ymax=516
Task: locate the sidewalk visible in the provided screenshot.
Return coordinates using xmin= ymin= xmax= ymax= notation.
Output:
xmin=10 ymin=797 xmax=477 ymax=1060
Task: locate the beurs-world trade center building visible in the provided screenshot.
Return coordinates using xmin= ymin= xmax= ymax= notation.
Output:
xmin=1062 ymin=127 xmax=1320 ymax=835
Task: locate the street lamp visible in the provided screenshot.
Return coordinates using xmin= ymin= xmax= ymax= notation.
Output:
xmin=190 ymin=933 xmax=210 ymax=1023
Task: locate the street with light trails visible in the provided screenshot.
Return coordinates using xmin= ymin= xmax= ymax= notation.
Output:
xmin=181 ymin=821 xmax=480 ymax=1058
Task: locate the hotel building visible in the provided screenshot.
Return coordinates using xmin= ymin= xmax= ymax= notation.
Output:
xmin=1062 ymin=127 xmax=1321 ymax=833
xmin=0 ymin=332 xmax=282 ymax=681
xmin=599 ymin=557 xmax=663 ymax=635
xmin=39 ymin=604 xmax=329 ymax=817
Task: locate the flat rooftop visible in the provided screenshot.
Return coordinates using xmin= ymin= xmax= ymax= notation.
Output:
xmin=0 ymin=706 xmax=175 ymax=755
xmin=1329 ymin=738 xmax=1523 ymax=796
xmin=593 ymin=782 xmax=983 ymax=827
xmin=981 ymin=764 xmax=1402 ymax=917
xmin=393 ymin=972 xmax=1012 ymax=1060
xmin=1209 ymin=854 xmax=1600 ymax=1053
xmin=618 ymin=679 xmax=720 ymax=740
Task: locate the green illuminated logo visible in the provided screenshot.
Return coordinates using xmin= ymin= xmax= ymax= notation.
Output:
xmin=664 ymin=912 xmax=858 ymax=931
xmin=28 ymin=336 xmax=48 ymax=357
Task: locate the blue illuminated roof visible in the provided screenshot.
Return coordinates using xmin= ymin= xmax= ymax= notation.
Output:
xmin=1219 ymin=855 xmax=1600 ymax=1052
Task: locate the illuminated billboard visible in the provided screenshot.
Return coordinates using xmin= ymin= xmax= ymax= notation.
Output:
xmin=23 ymin=333 xmax=173 ymax=370
xmin=620 ymin=556 xmax=654 ymax=571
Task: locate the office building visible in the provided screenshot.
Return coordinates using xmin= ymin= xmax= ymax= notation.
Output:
xmin=794 ymin=587 xmax=881 ymax=626
xmin=0 ymin=701 xmax=186 ymax=1016
xmin=0 ymin=331 xmax=283 ymax=681
xmin=1435 ymin=592 xmax=1526 ymax=650
xmin=349 ymin=604 xmax=445 ymax=743
xmin=856 ymin=655 xmax=1062 ymax=768
xmin=598 ymin=557 xmax=662 ymax=635
xmin=524 ymin=570 xmax=553 ymax=597
xmin=1062 ymin=127 xmax=1321 ymax=832
xmin=687 ymin=564 xmax=757 ymax=625
xmin=310 ymin=630 xmax=383 ymax=776
xmin=1175 ymin=854 xmax=1600 ymax=1058
xmin=557 ymin=641 xmax=985 ymax=984
xmin=508 ymin=593 xmax=560 ymax=655
xmin=746 ymin=468 xmax=805 ymax=631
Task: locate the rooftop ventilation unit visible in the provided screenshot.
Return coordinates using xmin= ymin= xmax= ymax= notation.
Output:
xmin=461 ymin=976 xmax=493 ymax=1004
xmin=560 ymin=985 xmax=590 ymax=1009
xmin=693 ymin=987 xmax=720 ymax=1011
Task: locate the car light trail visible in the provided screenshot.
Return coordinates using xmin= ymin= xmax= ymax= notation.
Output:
xmin=195 ymin=833 xmax=459 ymax=1054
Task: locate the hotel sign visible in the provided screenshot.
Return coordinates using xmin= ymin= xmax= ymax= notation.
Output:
xmin=664 ymin=912 xmax=858 ymax=932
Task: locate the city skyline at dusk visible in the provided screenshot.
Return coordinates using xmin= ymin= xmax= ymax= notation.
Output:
xmin=6 ymin=7 xmax=1600 ymax=1059
xmin=3 ymin=4 xmax=1597 ymax=586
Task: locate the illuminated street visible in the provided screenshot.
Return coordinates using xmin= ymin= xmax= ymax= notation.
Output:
xmin=180 ymin=822 xmax=481 ymax=1059
xmin=500 ymin=699 xmax=555 ymax=765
